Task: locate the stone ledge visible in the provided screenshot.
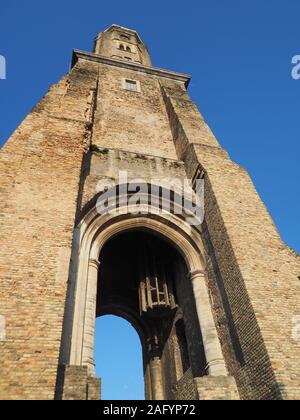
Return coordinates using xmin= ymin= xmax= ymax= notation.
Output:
xmin=72 ymin=50 xmax=191 ymax=87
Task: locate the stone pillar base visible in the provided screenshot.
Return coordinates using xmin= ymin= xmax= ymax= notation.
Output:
xmin=59 ymin=365 xmax=101 ymax=400
xmin=175 ymin=370 xmax=239 ymax=400
xmin=87 ymin=375 xmax=102 ymax=401
xmin=195 ymin=376 xmax=239 ymax=400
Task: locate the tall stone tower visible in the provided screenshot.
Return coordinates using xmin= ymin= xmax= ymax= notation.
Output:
xmin=0 ymin=24 xmax=299 ymax=401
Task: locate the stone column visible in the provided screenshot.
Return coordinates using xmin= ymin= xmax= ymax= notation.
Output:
xmin=190 ymin=270 xmax=227 ymax=377
xmin=82 ymin=259 xmax=100 ymax=375
xmin=149 ymin=357 xmax=164 ymax=400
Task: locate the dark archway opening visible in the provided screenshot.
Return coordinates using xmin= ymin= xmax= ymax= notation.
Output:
xmin=95 ymin=230 xmax=207 ymax=400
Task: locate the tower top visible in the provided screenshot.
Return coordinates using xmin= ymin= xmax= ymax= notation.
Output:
xmin=93 ymin=24 xmax=151 ymax=66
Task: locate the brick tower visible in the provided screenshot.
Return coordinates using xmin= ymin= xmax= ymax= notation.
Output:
xmin=0 ymin=24 xmax=299 ymax=400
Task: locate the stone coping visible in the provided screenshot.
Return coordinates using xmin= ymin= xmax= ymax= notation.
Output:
xmin=72 ymin=49 xmax=191 ymax=87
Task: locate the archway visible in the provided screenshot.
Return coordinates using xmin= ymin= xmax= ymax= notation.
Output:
xmin=95 ymin=230 xmax=207 ymax=399
xmin=94 ymin=315 xmax=144 ymax=400
xmin=64 ymin=188 xmax=229 ymax=400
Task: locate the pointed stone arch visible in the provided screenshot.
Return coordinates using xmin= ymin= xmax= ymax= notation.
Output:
xmin=60 ymin=186 xmax=229 ymax=399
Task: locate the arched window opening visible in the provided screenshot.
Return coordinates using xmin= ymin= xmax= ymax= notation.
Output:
xmin=94 ymin=315 xmax=144 ymax=400
xmin=119 ymin=44 xmax=125 ymax=51
xmin=175 ymin=319 xmax=191 ymax=375
xmin=126 ymin=46 xmax=131 ymax=53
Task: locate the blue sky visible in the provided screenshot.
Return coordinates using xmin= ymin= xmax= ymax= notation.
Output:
xmin=95 ymin=316 xmax=144 ymax=400
xmin=1 ymin=0 xmax=299 ymax=400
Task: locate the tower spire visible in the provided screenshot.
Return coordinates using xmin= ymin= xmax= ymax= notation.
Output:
xmin=93 ymin=24 xmax=151 ymax=66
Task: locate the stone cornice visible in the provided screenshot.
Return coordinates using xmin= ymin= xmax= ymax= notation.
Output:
xmin=101 ymin=24 xmax=144 ymax=44
xmin=72 ymin=49 xmax=191 ymax=87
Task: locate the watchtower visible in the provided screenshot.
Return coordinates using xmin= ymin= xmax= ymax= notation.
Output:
xmin=0 ymin=25 xmax=299 ymax=400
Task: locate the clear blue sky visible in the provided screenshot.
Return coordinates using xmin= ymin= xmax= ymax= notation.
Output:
xmin=1 ymin=0 xmax=299 ymax=400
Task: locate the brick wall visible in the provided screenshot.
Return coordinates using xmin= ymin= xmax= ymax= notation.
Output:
xmin=0 ymin=61 xmax=99 ymax=399
xmin=162 ymin=82 xmax=300 ymax=399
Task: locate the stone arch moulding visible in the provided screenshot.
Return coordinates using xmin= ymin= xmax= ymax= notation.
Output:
xmin=63 ymin=185 xmax=229 ymax=398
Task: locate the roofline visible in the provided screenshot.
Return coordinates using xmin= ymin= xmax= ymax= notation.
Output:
xmin=71 ymin=49 xmax=191 ymax=88
xmin=102 ymin=24 xmax=144 ymax=44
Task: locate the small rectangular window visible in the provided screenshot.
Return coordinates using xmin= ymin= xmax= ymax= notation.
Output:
xmin=125 ymin=80 xmax=137 ymax=92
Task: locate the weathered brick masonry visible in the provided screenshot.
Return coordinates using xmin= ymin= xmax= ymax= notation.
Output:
xmin=0 ymin=24 xmax=299 ymax=400
xmin=0 ymin=63 xmax=99 ymax=399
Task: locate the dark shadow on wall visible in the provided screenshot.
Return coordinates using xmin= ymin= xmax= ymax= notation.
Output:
xmin=202 ymin=220 xmax=245 ymax=367
xmin=202 ymin=219 xmax=283 ymax=400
